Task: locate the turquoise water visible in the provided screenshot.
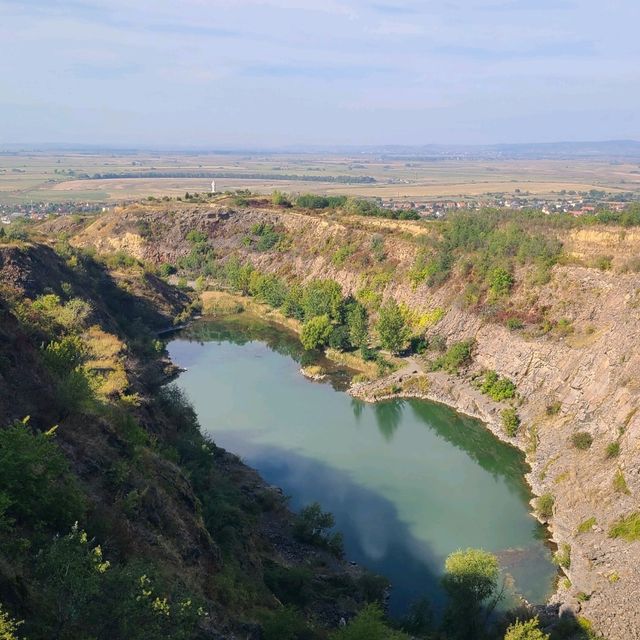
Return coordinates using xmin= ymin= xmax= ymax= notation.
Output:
xmin=167 ymin=315 xmax=555 ymax=615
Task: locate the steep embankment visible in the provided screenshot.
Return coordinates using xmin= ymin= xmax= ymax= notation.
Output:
xmin=0 ymin=240 xmax=373 ymax=639
xmin=62 ymin=201 xmax=640 ymax=639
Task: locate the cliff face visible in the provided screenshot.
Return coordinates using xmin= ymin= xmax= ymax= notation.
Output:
xmin=62 ymin=202 xmax=640 ymax=639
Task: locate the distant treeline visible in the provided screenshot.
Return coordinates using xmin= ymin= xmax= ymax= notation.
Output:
xmin=86 ymin=171 xmax=376 ymax=184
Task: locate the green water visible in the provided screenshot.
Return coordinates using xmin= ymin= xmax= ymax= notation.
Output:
xmin=167 ymin=315 xmax=555 ymax=615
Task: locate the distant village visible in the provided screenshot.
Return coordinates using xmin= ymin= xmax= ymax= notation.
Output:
xmin=381 ymin=189 xmax=639 ymax=218
xmin=0 ymin=200 xmax=110 ymax=225
xmin=1 ymin=188 xmax=639 ymax=225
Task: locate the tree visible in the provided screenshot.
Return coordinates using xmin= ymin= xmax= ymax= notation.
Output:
xmin=0 ymin=605 xmax=23 ymax=640
xmin=301 ymin=279 xmax=343 ymax=322
xmin=488 ymin=267 xmax=514 ymax=298
xmin=293 ymin=502 xmax=343 ymax=557
xmin=346 ymin=301 xmax=369 ymax=349
xmin=300 ymin=315 xmax=333 ymax=350
xmin=376 ymin=299 xmax=409 ymax=354
xmin=0 ymin=420 xmax=85 ymax=531
xmin=504 ymin=618 xmax=550 ymax=640
xmin=330 ymin=604 xmax=409 ymax=640
xmin=442 ymin=548 xmax=502 ymax=640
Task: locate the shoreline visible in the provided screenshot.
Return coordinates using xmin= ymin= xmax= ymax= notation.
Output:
xmin=176 ymin=302 xmax=562 ymax=613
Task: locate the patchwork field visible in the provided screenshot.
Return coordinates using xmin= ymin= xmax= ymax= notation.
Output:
xmin=1 ymin=150 xmax=640 ymax=204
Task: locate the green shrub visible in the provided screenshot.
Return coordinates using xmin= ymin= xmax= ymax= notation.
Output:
xmin=571 ymin=431 xmax=593 ymax=450
xmin=608 ymin=512 xmax=640 ymax=541
xmin=613 ymin=469 xmax=630 ymax=494
xmin=185 ymin=229 xmax=208 ymax=244
xmin=158 ymin=263 xmax=177 ymax=277
xmin=271 ymin=190 xmax=291 ymax=207
xmin=264 ymin=565 xmax=313 ymax=607
xmin=301 ymin=279 xmax=343 ymax=322
xmin=260 ymin=606 xmax=310 ymax=640
xmin=293 ymin=502 xmax=343 ymax=557
xmin=506 ymin=317 xmax=524 ymax=330
xmin=332 ymin=244 xmax=356 ymax=267
xmin=300 ymin=315 xmax=333 ymax=350
xmin=553 ymin=543 xmax=571 ymax=569
xmin=480 ymin=370 xmax=517 ymax=401
xmin=488 ymin=266 xmax=514 ymax=297
xmin=431 ymin=340 xmax=474 ymax=373
xmin=504 ymin=617 xmax=550 ymax=640
xmin=0 ymin=605 xmax=23 ymax=640
xmin=0 ymin=420 xmax=85 ymax=531
xmin=501 ymin=408 xmax=520 ymax=437
xmin=536 ymin=493 xmax=555 ymax=519
xmin=605 ymin=441 xmax=620 ymax=458
xmin=330 ymin=604 xmax=408 ymax=640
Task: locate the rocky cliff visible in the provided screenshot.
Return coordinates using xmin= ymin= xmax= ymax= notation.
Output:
xmin=57 ymin=200 xmax=640 ymax=639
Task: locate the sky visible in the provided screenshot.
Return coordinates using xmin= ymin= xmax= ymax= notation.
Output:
xmin=1 ymin=0 xmax=639 ymax=148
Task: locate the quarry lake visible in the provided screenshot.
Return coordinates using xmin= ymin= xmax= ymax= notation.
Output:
xmin=167 ymin=315 xmax=556 ymax=616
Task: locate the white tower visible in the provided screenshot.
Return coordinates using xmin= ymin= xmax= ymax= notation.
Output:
xmin=211 ymin=180 xmax=216 ymax=194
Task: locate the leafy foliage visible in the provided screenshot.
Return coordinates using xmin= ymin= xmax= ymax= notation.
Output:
xmin=0 ymin=420 xmax=85 ymax=531
xmin=479 ymin=370 xmax=517 ymax=401
xmin=442 ymin=548 xmax=502 ymax=640
xmin=293 ymin=502 xmax=344 ymax=557
xmin=376 ymin=299 xmax=410 ymax=354
xmin=431 ymin=340 xmax=474 ymax=373
xmin=504 ymin=617 xmax=550 ymax=640
xmin=501 ymin=408 xmax=520 ymax=437
xmin=330 ymin=604 xmax=409 ymax=640
xmin=301 ymin=315 xmax=333 ymax=350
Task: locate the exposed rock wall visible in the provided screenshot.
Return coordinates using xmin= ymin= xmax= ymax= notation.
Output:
xmin=68 ymin=203 xmax=640 ymax=639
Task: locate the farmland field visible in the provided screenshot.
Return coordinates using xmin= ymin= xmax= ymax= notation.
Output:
xmin=1 ymin=150 xmax=640 ymax=205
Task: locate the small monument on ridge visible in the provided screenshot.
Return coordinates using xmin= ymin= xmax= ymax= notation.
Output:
xmin=211 ymin=180 xmax=216 ymax=194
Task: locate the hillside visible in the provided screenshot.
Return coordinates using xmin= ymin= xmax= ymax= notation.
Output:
xmin=0 ymin=238 xmax=377 ymax=639
xmin=54 ymin=197 xmax=640 ymax=640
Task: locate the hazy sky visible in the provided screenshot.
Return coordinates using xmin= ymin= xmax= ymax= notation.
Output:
xmin=1 ymin=0 xmax=639 ymax=147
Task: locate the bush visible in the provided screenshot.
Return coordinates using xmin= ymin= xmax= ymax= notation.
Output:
xmin=328 ymin=324 xmax=351 ymax=351
xmin=488 ymin=266 xmax=514 ymax=298
xmin=504 ymin=617 xmax=550 ymax=640
xmin=0 ymin=420 xmax=85 ymax=531
xmin=571 ymin=431 xmax=593 ymax=450
xmin=536 ymin=493 xmax=555 ymax=519
xmin=553 ymin=543 xmax=571 ymax=569
xmin=301 ymin=279 xmax=343 ymax=322
xmin=480 ymin=370 xmax=517 ymax=401
xmin=431 ymin=340 xmax=474 ymax=373
xmin=605 ymin=441 xmax=620 ymax=458
xmin=501 ymin=408 xmax=520 ymax=437
xmin=506 ymin=317 xmax=524 ymax=330
xmin=300 ymin=315 xmax=333 ymax=350
xmin=0 ymin=605 xmax=23 ymax=640
xmin=271 ymin=190 xmax=291 ymax=207
xmin=330 ymin=604 xmax=408 ymax=640
xmin=260 ymin=606 xmax=310 ymax=640
xmin=293 ymin=502 xmax=343 ymax=557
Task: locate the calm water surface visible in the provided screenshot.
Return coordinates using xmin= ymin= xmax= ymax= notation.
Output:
xmin=167 ymin=315 xmax=555 ymax=615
